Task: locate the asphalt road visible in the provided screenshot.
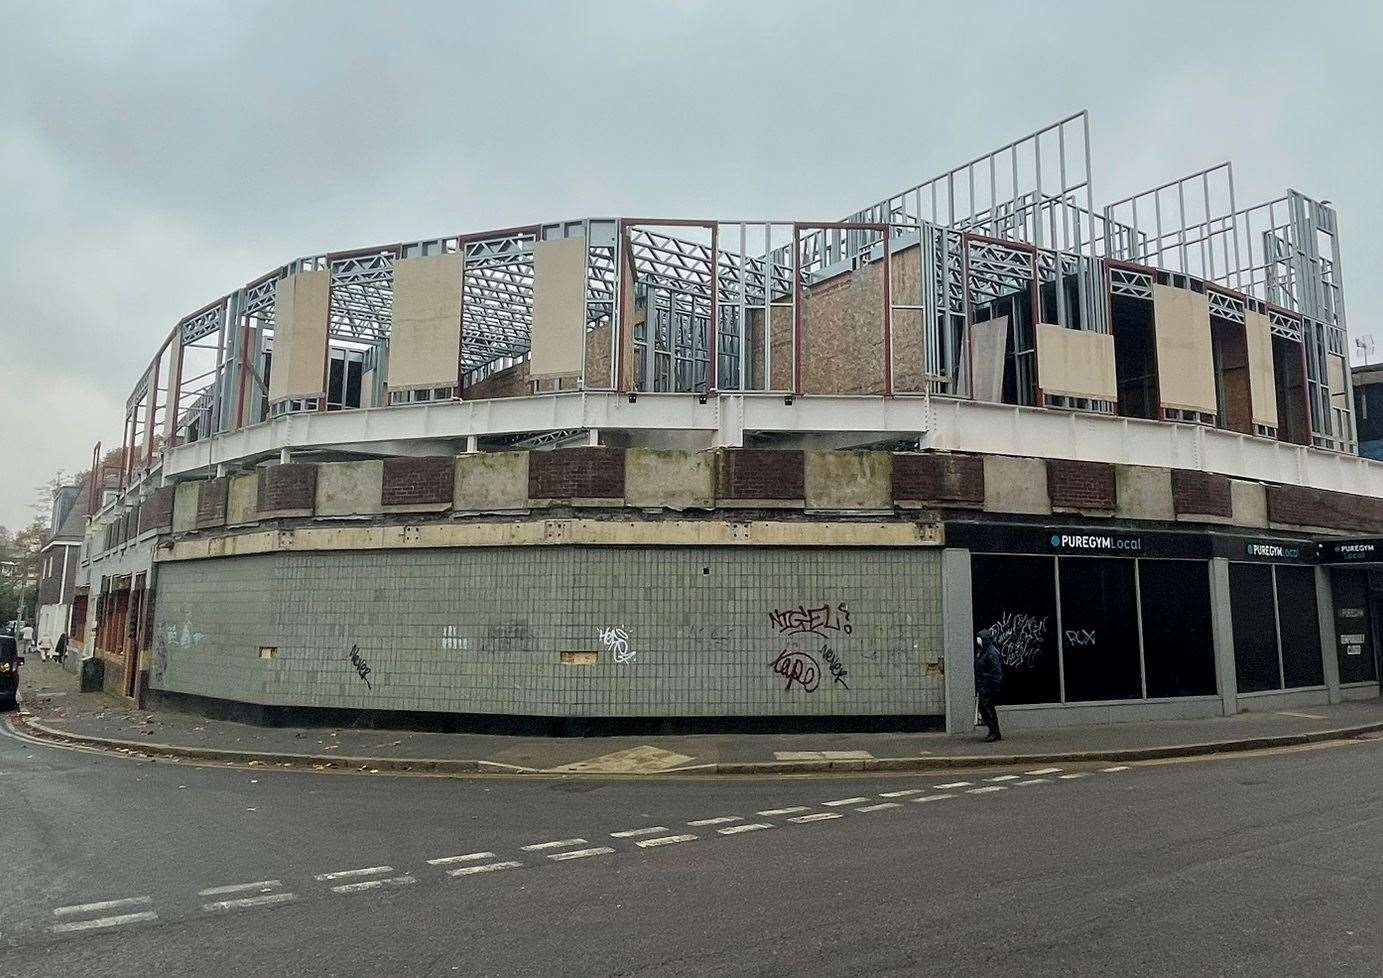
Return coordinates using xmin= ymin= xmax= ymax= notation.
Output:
xmin=1 ymin=720 xmax=1380 ymax=977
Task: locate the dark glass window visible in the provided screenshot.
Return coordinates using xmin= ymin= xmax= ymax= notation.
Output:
xmin=1059 ymin=557 xmax=1142 ymax=702
xmin=1332 ymin=570 xmax=1378 ymax=684
xmin=1230 ymin=563 xmax=1279 ymax=693
xmin=970 ymin=555 xmax=1060 ymax=705
xmin=1277 ymin=565 xmax=1324 ymax=688
xmin=1140 ymin=560 xmax=1216 ymax=697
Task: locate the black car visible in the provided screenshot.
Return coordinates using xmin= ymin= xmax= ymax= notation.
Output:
xmin=0 ymin=635 xmax=21 ymax=709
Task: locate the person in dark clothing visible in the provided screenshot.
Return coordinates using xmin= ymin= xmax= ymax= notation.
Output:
xmin=54 ymin=632 xmax=69 ymax=665
xmin=974 ymin=628 xmax=1005 ymax=742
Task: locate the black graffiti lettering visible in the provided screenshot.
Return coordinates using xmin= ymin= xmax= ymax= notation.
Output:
xmin=769 ymin=602 xmax=852 ymax=637
xmin=820 ymin=645 xmax=850 ymax=689
xmin=770 ymin=648 xmax=820 ymax=693
xmin=348 ymin=644 xmax=373 ymax=689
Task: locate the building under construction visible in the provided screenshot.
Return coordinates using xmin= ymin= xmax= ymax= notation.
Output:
xmin=75 ymin=112 xmax=1383 ymax=733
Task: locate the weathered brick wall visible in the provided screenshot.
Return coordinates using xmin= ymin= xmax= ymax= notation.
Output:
xmin=1170 ymin=469 xmax=1233 ymax=518
xmin=257 ymin=464 xmax=317 ymax=516
xmin=1267 ymin=485 xmax=1383 ymax=532
xmin=138 ymin=487 xmax=175 ymax=534
xmin=527 ymin=447 xmax=626 ymax=500
xmin=463 ymin=361 xmax=530 ymax=399
xmin=892 ymin=454 xmax=984 ymax=507
xmin=382 ymin=457 xmax=454 ymax=508
xmin=195 ymin=478 xmax=229 ymax=530
xmin=1046 ymin=459 xmax=1117 ymax=511
xmin=717 ymin=449 xmax=805 ymax=500
xmin=150 ymin=547 xmax=945 ymax=719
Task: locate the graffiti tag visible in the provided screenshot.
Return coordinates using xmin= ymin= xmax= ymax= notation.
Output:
xmin=599 ymin=626 xmax=635 ymax=665
xmin=348 ymin=644 xmax=373 ymax=689
xmin=769 ymin=602 xmax=852 ymax=637
xmin=770 ymin=648 xmax=820 ymax=693
xmin=152 ymin=635 xmax=169 ymax=684
xmin=1064 ymin=628 xmax=1096 ymax=648
xmin=821 ymin=645 xmax=850 ymax=689
xmin=989 ymin=612 xmax=1048 ymax=669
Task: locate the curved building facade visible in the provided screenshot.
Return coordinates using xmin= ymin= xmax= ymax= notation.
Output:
xmin=75 ymin=113 xmax=1383 ymax=732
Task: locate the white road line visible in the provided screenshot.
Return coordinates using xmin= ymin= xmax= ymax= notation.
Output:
xmin=968 ymin=785 xmax=1008 ymax=794
xmin=1101 ymin=766 xmax=1131 ymax=773
xmin=53 ymin=896 xmax=152 ymax=917
xmin=879 ymin=788 xmax=922 ymax=798
xmin=635 ymin=834 xmax=698 ymax=848
xmin=547 ymin=847 xmax=615 ymax=861
xmin=610 ymin=826 xmax=668 ymax=838
xmin=198 ymin=880 xmax=282 ymax=898
xmin=50 ymin=911 xmax=158 ymax=934
xmin=202 ymin=892 xmax=298 ymax=913
xmin=330 ymin=874 xmax=416 ymax=894
xmin=449 ymin=860 xmax=524 ymax=876
xmin=718 ymin=822 xmax=773 ymax=835
xmin=911 ymin=793 xmax=957 ymax=803
xmin=313 ymin=866 xmax=392 ymax=882
xmin=1026 ymin=767 xmax=1063 ymax=775
xmin=426 ymin=852 xmax=497 ymax=866
xmin=687 ymin=816 xmax=742 ymax=827
xmin=855 ymin=802 xmax=902 ymax=813
xmin=757 ymin=806 xmax=809 ymax=816
xmin=1058 ymin=773 xmax=1090 ymax=780
xmin=788 ymin=812 xmax=843 ymax=823
xmin=986 ymin=774 xmax=1020 ymax=782
xmin=521 ymin=838 xmax=587 ymax=851
xmin=822 ymin=797 xmax=870 ymax=807
xmin=1016 ymin=778 xmax=1051 ymax=786
xmin=934 ymin=781 xmax=972 ymax=789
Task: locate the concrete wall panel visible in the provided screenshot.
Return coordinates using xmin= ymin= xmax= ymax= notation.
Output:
xmin=1229 ymin=479 xmax=1268 ymax=528
xmin=804 ymin=451 xmax=892 ymax=510
xmin=625 ymin=449 xmax=715 ymax=510
xmin=455 ymin=452 xmax=529 ymax=512
xmin=315 ymin=461 xmax=384 ymax=517
xmin=172 ymin=481 xmax=200 ymax=533
xmin=982 ymin=456 xmax=1050 ymax=515
xmin=226 ymin=473 xmax=259 ymax=526
xmin=1114 ymin=465 xmax=1174 ymax=520
xmin=387 ymin=253 xmax=463 ymax=393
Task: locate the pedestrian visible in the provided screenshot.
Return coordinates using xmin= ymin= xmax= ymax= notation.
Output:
xmin=18 ymin=622 xmax=34 ymax=660
xmin=974 ymin=627 xmax=1005 ymax=743
xmin=54 ymin=632 xmax=68 ymax=665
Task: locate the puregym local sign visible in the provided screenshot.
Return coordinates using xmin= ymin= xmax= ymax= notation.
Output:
xmin=1048 ymin=532 xmax=1143 ymax=553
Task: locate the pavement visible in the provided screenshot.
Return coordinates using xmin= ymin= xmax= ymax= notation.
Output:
xmin=9 ymin=657 xmax=1383 ymax=775
xmin=2 ymin=691 xmax=1380 ymax=976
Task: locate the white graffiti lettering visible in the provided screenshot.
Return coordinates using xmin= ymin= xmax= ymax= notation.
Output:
xmin=989 ymin=612 xmax=1048 ymax=669
xmin=599 ymin=626 xmax=635 ymax=664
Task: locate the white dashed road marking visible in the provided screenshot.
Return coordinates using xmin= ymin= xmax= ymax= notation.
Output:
xmin=313 ymin=866 xmax=392 ymax=882
xmin=879 ymin=788 xmax=922 ymax=798
xmin=547 ymin=847 xmax=615 ymax=861
xmin=636 ymin=834 xmax=698 ymax=848
xmin=1026 ymin=767 xmax=1063 ymax=775
xmin=986 ymin=775 xmax=1020 ymax=782
xmin=1058 ymin=773 xmax=1090 ymax=780
xmin=203 ymin=892 xmax=298 ymax=913
xmin=968 ymin=785 xmax=1008 ymax=794
xmin=521 ymin=838 xmax=587 ymax=852
xmin=330 ymin=874 xmax=417 ymax=894
xmin=1016 ymin=778 xmax=1051 ymax=786
xmin=449 ymin=860 xmax=524 ymax=876
xmin=53 ymin=896 xmax=152 ymax=917
xmin=1101 ymin=766 xmax=1131 ymax=773
xmin=935 ymin=781 xmax=972 ymax=789
xmin=911 ymin=793 xmax=958 ymax=803
xmin=687 ymin=816 xmax=742 ymax=827
xmin=198 ymin=880 xmax=282 ymax=897
xmin=855 ymin=802 xmax=902 ymax=813
xmin=718 ymin=822 xmax=773 ymax=835
xmin=758 ymin=806 xmax=809 ymax=816
xmin=610 ymin=826 xmax=668 ymax=838
xmin=822 ymin=797 xmax=870 ymax=807
xmin=788 ymin=813 xmax=843 ymax=824
xmin=427 ymin=852 xmax=497 ymax=866
xmin=50 ymin=911 xmax=159 ymax=934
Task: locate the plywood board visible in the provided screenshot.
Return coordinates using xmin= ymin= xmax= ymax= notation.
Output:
xmin=1151 ymin=284 xmax=1216 ymax=415
xmin=801 ymin=263 xmax=885 ymax=395
xmin=1244 ymin=310 xmax=1278 ymax=428
xmin=387 ymin=253 xmax=462 ymax=392
xmin=970 ymin=316 xmax=1008 ymax=403
xmin=530 ymin=237 xmax=586 ymax=379
xmin=1036 ymin=324 xmax=1117 ymax=401
xmin=269 ymin=270 xmax=329 ymax=402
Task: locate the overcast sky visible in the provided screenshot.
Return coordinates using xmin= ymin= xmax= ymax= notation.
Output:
xmin=1 ymin=0 xmax=1380 ymax=530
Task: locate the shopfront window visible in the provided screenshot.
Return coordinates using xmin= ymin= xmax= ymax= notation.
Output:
xmin=971 ymin=555 xmax=1060 ymax=705
xmin=1331 ymin=569 xmax=1378 ymax=684
xmin=1230 ymin=562 xmax=1325 ymax=692
xmin=1139 ymin=560 xmax=1216 ymax=697
xmin=1059 ymin=557 xmax=1141 ymax=701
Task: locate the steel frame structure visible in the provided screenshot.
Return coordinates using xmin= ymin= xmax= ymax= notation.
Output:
xmin=108 ymin=111 xmax=1359 ymax=500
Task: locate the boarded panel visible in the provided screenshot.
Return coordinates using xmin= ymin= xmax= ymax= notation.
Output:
xmin=801 ymin=263 xmax=885 ymax=395
xmin=1036 ymin=324 xmax=1117 ymax=402
xmin=1244 ymin=310 xmax=1278 ymax=429
xmin=268 ymin=270 xmax=329 ymax=402
xmin=970 ymin=316 xmax=1008 ymax=402
xmin=387 ymin=253 xmax=462 ymax=392
xmin=1151 ymin=284 xmax=1216 ymax=415
xmin=530 ymin=237 xmax=586 ymax=379
xmin=890 ymin=244 xmax=926 ymax=392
